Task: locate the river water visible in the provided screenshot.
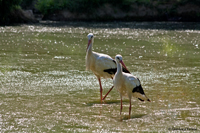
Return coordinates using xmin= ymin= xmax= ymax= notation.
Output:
xmin=0 ymin=21 xmax=199 ymax=132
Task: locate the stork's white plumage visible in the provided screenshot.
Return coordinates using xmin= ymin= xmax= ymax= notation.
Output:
xmin=86 ymin=33 xmax=129 ymax=102
xmin=113 ymin=54 xmax=150 ymax=117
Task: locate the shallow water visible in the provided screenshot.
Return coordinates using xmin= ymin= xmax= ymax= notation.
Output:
xmin=0 ymin=21 xmax=199 ymax=132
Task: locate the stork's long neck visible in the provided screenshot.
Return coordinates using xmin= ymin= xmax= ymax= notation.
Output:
xmin=86 ymin=41 xmax=93 ymax=70
xmin=87 ymin=41 xmax=93 ymax=55
xmin=116 ymin=61 xmax=123 ymax=75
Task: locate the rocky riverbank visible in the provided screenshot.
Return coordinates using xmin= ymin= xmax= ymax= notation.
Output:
xmin=9 ymin=1 xmax=200 ymax=24
xmin=41 ymin=3 xmax=200 ymax=22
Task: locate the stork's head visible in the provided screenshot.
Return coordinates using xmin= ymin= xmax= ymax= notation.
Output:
xmin=115 ymin=54 xmax=129 ymax=71
xmin=86 ymin=33 xmax=94 ymax=51
xmin=87 ymin=33 xmax=93 ymax=40
xmin=115 ymin=54 xmax=123 ymax=63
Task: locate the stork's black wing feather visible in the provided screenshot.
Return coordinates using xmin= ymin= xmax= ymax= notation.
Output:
xmin=103 ymin=68 xmax=117 ymax=75
xmin=122 ymin=67 xmax=130 ymax=73
xmin=132 ymin=85 xmax=145 ymax=94
xmin=103 ymin=59 xmax=130 ymax=75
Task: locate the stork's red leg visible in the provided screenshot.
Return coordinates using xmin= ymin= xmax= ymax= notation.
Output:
xmin=98 ymin=78 xmax=103 ymax=103
xmin=102 ymin=86 xmax=114 ymax=100
xmin=129 ymin=99 xmax=131 ymax=117
xmin=120 ymin=98 xmax=123 ymax=115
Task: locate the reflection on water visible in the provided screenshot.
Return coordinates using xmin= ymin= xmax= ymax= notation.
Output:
xmin=0 ymin=22 xmax=199 ymax=132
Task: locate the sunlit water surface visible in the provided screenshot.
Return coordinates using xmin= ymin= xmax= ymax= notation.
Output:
xmin=0 ymin=22 xmax=200 ymax=132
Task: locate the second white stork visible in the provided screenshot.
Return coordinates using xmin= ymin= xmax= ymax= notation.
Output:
xmin=113 ymin=54 xmax=150 ymax=117
xmin=86 ymin=33 xmax=129 ymax=103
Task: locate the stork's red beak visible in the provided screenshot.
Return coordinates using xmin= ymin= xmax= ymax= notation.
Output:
xmin=120 ymin=60 xmax=130 ymax=73
xmin=86 ymin=39 xmax=91 ymax=52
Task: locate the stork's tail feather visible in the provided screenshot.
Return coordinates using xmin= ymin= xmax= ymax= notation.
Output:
xmin=138 ymin=98 xmax=144 ymax=102
xmin=132 ymin=85 xmax=145 ymax=94
xmin=137 ymin=96 xmax=150 ymax=102
xmin=147 ymin=99 xmax=151 ymax=102
xmin=132 ymin=85 xmax=150 ymax=102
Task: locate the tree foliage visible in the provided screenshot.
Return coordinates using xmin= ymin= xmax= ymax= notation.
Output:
xmin=35 ymin=0 xmax=105 ymax=15
xmin=35 ymin=0 xmax=200 ymax=15
xmin=0 ymin=0 xmax=23 ymax=25
xmin=1 ymin=0 xmax=200 ymax=25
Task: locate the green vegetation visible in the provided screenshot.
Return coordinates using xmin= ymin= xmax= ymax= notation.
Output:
xmin=35 ymin=0 xmax=151 ymax=15
xmin=0 ymin=0 xmax=200 ymax=25
xmin=0 ymin=0 xmax=22 ymax=25
xmin=35 ymin=0 xmax=200 ymax=15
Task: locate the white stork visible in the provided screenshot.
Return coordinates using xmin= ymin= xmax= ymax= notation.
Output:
xmin=113 ymin=54 xmax=150 ymax=117
xmin=86 ymin=33 xmax=129 ymax=103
